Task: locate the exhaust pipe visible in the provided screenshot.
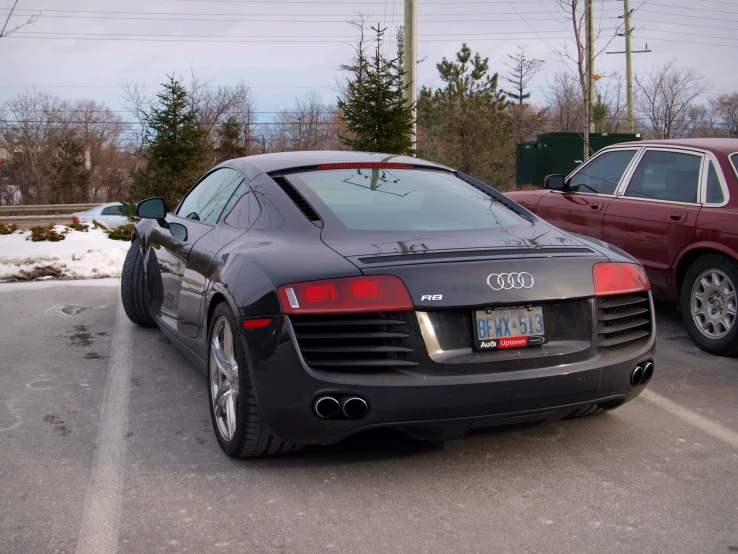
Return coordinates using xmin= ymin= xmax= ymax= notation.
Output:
xmin=342 ymin=397 xmax=369 ymax=420
xmin=314 ymin=396 xmax=340 ymax=419
xmin=643 ymin=362 xmax=654 ymax=383
xmin=631 ymin=366 xmax=644 ymax=387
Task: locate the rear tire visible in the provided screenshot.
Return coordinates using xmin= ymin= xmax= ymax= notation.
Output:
xmin=207 ymin=302 xmax=303 ymax=458
xmin=680 ymin=254 xmax=738 ymax=357
xmin=120 ymin=239 xmax=156 ymax=327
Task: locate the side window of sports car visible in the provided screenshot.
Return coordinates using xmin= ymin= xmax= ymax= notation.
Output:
xmin=624 ymin=150 xmax=701 ymax=204
xmin=177 ymin=168 xmax=245 ymax=225
xmin=568 ymin=149 xmax=637 ymax=194
xmin=223 ymin=186 xmax=262 ymax=228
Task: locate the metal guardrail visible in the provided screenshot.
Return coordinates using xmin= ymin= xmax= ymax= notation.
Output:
xmin=0 ymin=203 xmax=100 ymax=216
xmin=1 ymin=215 xmax=75 ymax=227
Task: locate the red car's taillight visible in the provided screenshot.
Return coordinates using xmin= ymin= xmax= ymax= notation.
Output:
xmin=278 ymin=275 xmax=413 ymax=315
xmin=593 ymin=263 xmax=650 ymax=297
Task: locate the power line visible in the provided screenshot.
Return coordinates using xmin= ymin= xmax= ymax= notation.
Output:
xmin=0 ymin=85 xmax=335 ymax=89
xmin=6 ymin=7 xmax=627 ymax=17
xmin=645 ymin=1 xmax=738 ymax=14
xmin=641 ymin=35 xmax=738 ymax=47
xmin=634 ymin=17 xmax=738 ymax=31
xmin=638 ymin=8 xmax=738 ymax=23
xmin=16 ymin=29 xmax=591 ymax=39
xmin=7 ymin=33 xmax=579 ymax=44
xmin=7 ymin=7 xmax=734 ymax=25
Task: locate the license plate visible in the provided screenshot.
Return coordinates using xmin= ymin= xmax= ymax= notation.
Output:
xmin=474 ymin=305 xmax=545 ymax=350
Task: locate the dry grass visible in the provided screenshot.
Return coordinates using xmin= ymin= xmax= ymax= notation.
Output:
xmin=105 ymin=222 xmax=135 ymax=241
xmin=68 ymin=221 xmax=90 ymax=232
xmin=494 ymin=183 xmax=542 ymax=193
xmin=27 ymin=224 xmax=67 ymax=242
xmin=0 ymin=222 xmax=21 ymax=235
xmin=14 ymin=265 xmax=64 ymax=281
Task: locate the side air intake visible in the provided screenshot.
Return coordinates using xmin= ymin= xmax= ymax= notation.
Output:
xmin=272 ymin=175 xmax=322 ymax=224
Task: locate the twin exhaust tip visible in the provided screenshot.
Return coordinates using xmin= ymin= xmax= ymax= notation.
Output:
xmin=631 ymin=361 xmax=654 ymax=387
xmin=314 ymin=395 xmax=368 ymax=420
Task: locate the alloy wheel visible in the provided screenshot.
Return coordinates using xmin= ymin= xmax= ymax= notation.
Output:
xmin=209 ymin=316 xmax=239 ymax=442
xmin=691 ymin=268 xmax=737 ymax=340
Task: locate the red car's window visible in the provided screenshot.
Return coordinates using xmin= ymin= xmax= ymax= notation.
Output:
xmin=706 ymin=162 xmax=725 ymax=204
xmin=625 ymin=151 xmax=701 ymax=204
xmin=568 ymin=150 xmax=636 ymax=195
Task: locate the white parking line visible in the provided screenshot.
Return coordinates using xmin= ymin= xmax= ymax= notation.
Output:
xmin=75 ymin=298 xmax=132 ymax=554
xmin=641 ymin=389 xmax=738 ymax=449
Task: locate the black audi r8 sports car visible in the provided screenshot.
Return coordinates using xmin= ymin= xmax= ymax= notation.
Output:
xmin=121 ymin=151 xmax=656 ymax=458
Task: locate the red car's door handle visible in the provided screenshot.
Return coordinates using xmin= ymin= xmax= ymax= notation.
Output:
xmin=670 ymin=212 xmax=686 ymax=222
xmin=590 ymin=203 xmax=602 ymax=210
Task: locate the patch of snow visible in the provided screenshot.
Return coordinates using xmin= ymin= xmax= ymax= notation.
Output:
xmin=0 ymin=226 xmax=129 ymax=282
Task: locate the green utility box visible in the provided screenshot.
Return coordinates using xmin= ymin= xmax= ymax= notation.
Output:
xmin=515 ymin=132 xmax=641 ymax=187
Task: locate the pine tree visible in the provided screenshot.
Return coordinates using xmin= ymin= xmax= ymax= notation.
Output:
xmin=338 ymin=25 xmax=415 ymax=155
xmin=502 ymin=45 xmax=544 ymax=105
xmin=418 ymin=44 xmax=511 ymax=188
xmin=50 ymin=138 xmax=90 ymax=204
xmin=131 ymin=75 xmax=209 ymax=208
xmin=215 ymin=115 xmax=247 ymax=163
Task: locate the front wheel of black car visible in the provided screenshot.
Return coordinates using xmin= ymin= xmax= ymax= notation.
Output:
xmin=681 ymin=254 xmax=738 ymax=357
xmin=121 ymin=238 xmax=156 ymax=327
xmin=207 ymin=302 xmax=302 ymax=458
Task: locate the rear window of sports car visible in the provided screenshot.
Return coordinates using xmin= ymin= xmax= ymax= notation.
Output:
xmin=284 ymin=168 xmax=522 ymax=232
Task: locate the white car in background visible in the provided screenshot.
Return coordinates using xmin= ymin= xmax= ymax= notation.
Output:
xmin=72 ymin=202 xmax=129 ymax=229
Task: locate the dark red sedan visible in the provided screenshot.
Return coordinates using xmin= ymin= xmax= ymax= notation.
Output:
xmin=508 ymin=138 xmax=738 ymax=356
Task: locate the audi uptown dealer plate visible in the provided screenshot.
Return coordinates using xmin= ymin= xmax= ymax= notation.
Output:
xmin=474 ymin=305 xmax=545 ymax=350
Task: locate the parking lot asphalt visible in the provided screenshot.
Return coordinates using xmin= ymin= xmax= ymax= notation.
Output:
xmin=0 ymin=280 xmax=736 ymax=554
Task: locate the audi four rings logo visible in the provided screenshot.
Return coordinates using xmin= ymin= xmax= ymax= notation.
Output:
xmin=487 ymin=272 xmax=535 ymax=291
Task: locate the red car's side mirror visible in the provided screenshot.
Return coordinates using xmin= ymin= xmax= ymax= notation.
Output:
xmin=544 ymin=174 xmax=567 ymax=191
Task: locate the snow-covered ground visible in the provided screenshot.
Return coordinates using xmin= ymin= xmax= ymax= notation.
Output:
xmin=0 ymin=226 xmax=129 ymax=282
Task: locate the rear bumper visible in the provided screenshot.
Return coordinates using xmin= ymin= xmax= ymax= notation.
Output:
xmin=241 ymin=316 xmax=656 ymax=445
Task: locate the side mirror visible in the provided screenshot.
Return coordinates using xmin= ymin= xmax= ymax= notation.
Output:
xmin=544 ymin=174 xmax=566 ymax=191
xmin=136 ymin=197 xmax=167 ymax=219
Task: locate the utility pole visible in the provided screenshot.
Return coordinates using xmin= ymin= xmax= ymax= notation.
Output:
xmin=584 ymin=0 xmax=595 ymax=160
xmin=403 ymin=0 xmax=417 ymax=152
xmin=606 ymin=1 xmax=651 ymax=133
xmin=623 ymin=0 xmax=634 ymax=133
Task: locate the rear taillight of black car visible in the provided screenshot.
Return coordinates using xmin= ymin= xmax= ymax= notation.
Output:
xmin=278 ymin=275 xmax=413 ymax=315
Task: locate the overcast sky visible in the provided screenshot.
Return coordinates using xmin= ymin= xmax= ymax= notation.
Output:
xmin=2 ymin=0 xmax=737 ymax=123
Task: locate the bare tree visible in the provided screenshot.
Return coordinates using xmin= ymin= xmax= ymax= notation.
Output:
xmin=121 ymin=80 xmax=152 ymax=173
xmin=552 ymin=0 xmax=624 ymax=157
xmin=0 ymin=0 xmax=39 ymax=38
xmin=0 ymin=91 xmax=72 ymax=204
xmin=591 ymin=73 xmax=628 ymax=132
xmin=1 ymin=90 xmax=130 ymax=204
xmin=635 ymin=61 xmax=709 ymax=139
xmin=266 ymin=92 xmax=342 ymax=153
xmin=710 ymin=93 xmax=738 ymax=138
xmin=543 ymin=71 xmax=585 ymax=133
